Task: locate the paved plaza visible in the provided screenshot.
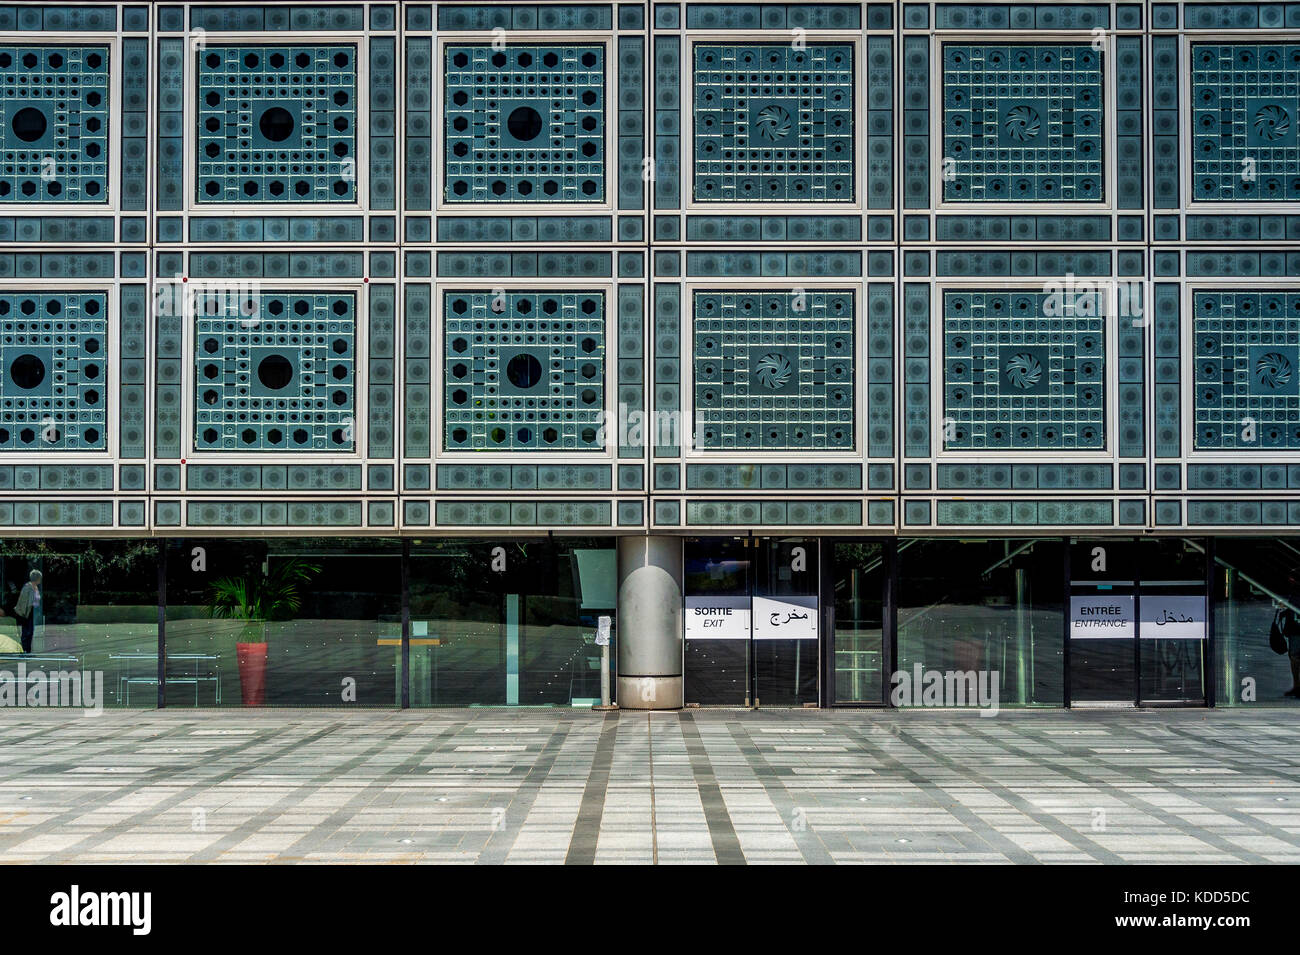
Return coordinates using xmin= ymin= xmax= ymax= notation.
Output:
xmin=1 ymin=708 xmax=1299 ymax=864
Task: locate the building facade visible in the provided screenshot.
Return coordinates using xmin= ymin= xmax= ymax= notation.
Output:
xmin=0 ymin=0 xmax=1295 ymax=710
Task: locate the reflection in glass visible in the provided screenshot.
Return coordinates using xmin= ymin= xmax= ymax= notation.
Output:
xmin=1139 ymin=538 xmax=1205 ymax=704
xmin=166 ymin=538 xmax=401 ymax=706
xmin=683 ymin=538 xmax=750 ymax=706
xmin=754 ymin=538 xmax=818 ymax=706
xmin=407 ymin=537 xmax=615 ymax=706
xmin=0 ymin=539 xmax=159 ymax=708
xmin=833 ymin=541 xmax=885 ymax=704
xmin=897 ymin=539 xmax=1064 ymax=707
xmin=1215 ymin=537 xmax=1300 ymax=706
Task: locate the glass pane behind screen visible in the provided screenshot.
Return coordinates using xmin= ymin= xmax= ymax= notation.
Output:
xmin=897 ymin=539 xmax=1064 ymax=707
xmin=0 ymin=539 xmax=159 ymax=709
xmin=832 ymin=541 xmax=885 ymax=704
xmin=166 ymin=538 xmax=400 ymax=707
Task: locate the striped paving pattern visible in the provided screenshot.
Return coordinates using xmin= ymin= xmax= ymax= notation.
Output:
xmin=0 ymin=709 xmax=1298 ymax=864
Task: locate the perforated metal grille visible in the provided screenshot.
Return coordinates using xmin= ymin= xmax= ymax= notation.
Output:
xmin=196 ymin=45 xmax=358 ymax=204
xmin=1191 ymin=43 xmax=1300 ymax=202
xmin=693 ymin=289 xmax=855 ymax=450
xmin=0 ymin=45 xmax=109 ymax=203
xmin=943 ymin=43 xmax=1103 ymax=202
xmin=194 ymin=290 xmax=356 ymax=451
xmin=693 ymin=43 xmax=855 ymax=202
xmin=0 ymin=292 xmax=108 ymax=451
xmin=444 ymin=44 xmax=605 ymax=203
xmin=443 ymin=290 xmax=606 ymax=450
xmin=1194 ymin=290 xmax=1300 ymax=449
xmin=944 ymin=289 xmax=1106 ymax=449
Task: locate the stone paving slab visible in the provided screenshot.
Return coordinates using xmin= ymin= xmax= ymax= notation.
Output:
xmin=0 ymin=708 xmax=1298 ymax=864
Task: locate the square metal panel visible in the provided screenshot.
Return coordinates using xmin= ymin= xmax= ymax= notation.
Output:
xmin=942 ymin=43 xmax=1103 ymax=202
xmin=196 ymin=45 xmax=358 ymax=203
xmin=0 ymin=46 xmax=109 ymax=203
xmin=194 ymin=290 xmax=356 ymax=451
xmin=443 ymin=290 xmax=606 ymax=450
xmin=0 ymin=292 xmax=108 ymax=450
xmin=443 ymin=44 xmax=606 ymax=203
xmin=693 ymin=43 xmax=855 ymax=202
xmin=1194 ymin=290 xmax=1300 ymax=448
xmin=1191 ymin=44 xmax=1300 ymax=201
xmin=693 ymin=289 xmax=855 ymax=449
xmin=943 ymin=289 xmax=1105 ymax=449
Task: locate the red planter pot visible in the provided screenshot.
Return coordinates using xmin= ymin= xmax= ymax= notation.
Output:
xmin=236 ymin=642 xmax=268 ymax=706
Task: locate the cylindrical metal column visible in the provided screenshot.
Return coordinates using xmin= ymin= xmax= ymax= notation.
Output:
xmin=617 ymin=535 xmax=683 ymax=709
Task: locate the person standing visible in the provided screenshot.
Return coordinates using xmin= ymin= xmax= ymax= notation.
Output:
xmin=11 ymin=570 xmax=42 ymax=653
xmin=1280 ymin=571 xmax=1300 ymax=698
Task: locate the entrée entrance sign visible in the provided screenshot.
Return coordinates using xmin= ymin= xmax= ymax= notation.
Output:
xmin=1069 ymin=595 xmax=1136 ymax=639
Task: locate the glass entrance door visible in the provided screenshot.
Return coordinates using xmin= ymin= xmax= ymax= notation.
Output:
xmin=1138 ymin=539 xmax=1206 ymax=704
xmin=1069 ymin=538 xmax=1137 ymax=703
xmin=683 ymin=537 xmax=820 ymax=706
xmin=1068 ymin=538 xmax=1207 ymax=705
xmin=753 ymin=538 xmax=819 ymax=706
xmin=683 ymin=538 xmax=751 ymax=705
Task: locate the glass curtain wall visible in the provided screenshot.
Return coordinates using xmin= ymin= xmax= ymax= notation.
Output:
xmin=831 ymin=540 xmax=886 ymax=704
xmin=0 ymin=539 xmax=159 ymax=707
xmin=164 ymin=538 xmax=401 ymax=706
xmin=897 ymin=538 xmax=1065 ymax=707
xmin=407 ymin=537 xmax=615 ymax=706
xmin=14 ymin=532 xmax=1293 ymax=710
xmin=1215 ymin=537 xmax=1300 ymax=706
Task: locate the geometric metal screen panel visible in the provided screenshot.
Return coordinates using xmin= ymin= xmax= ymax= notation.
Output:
xmin=693 ymin=290 xmax=855 ymax=450
xmin=693 ymin=43 xmax=855 ymax=202
xmin=196 ymin=45 xmax=358 ymax=203
xmin=443 ymin=290 xmax=606 ymax=451
xmin=444 ymin=44 xmax=605 ymax=203
xmin=942 ymin=43 xmax=1103 ymax=202
xmin=1194 ymin=290 xmax=1300 ymax=449
xmin=0 ymin=292 xmax=107 ymax=450
xmin=194 ymin=291 xmax=356 ymax=451
xmin=0 ymin=46 xmax=109 ymax=202
xmin=943 ymin=289 xmax=1105 ymax=449
xmin=1191 ymin=44 xmax=1300 ymax=201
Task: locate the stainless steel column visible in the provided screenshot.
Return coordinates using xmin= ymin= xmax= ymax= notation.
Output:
xmin=617 ymin=535 xmax=683 ymax=709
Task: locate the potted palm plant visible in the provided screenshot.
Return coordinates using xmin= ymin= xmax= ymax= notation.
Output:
xmin=207 ymin=558 xmax=320 ymax=706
